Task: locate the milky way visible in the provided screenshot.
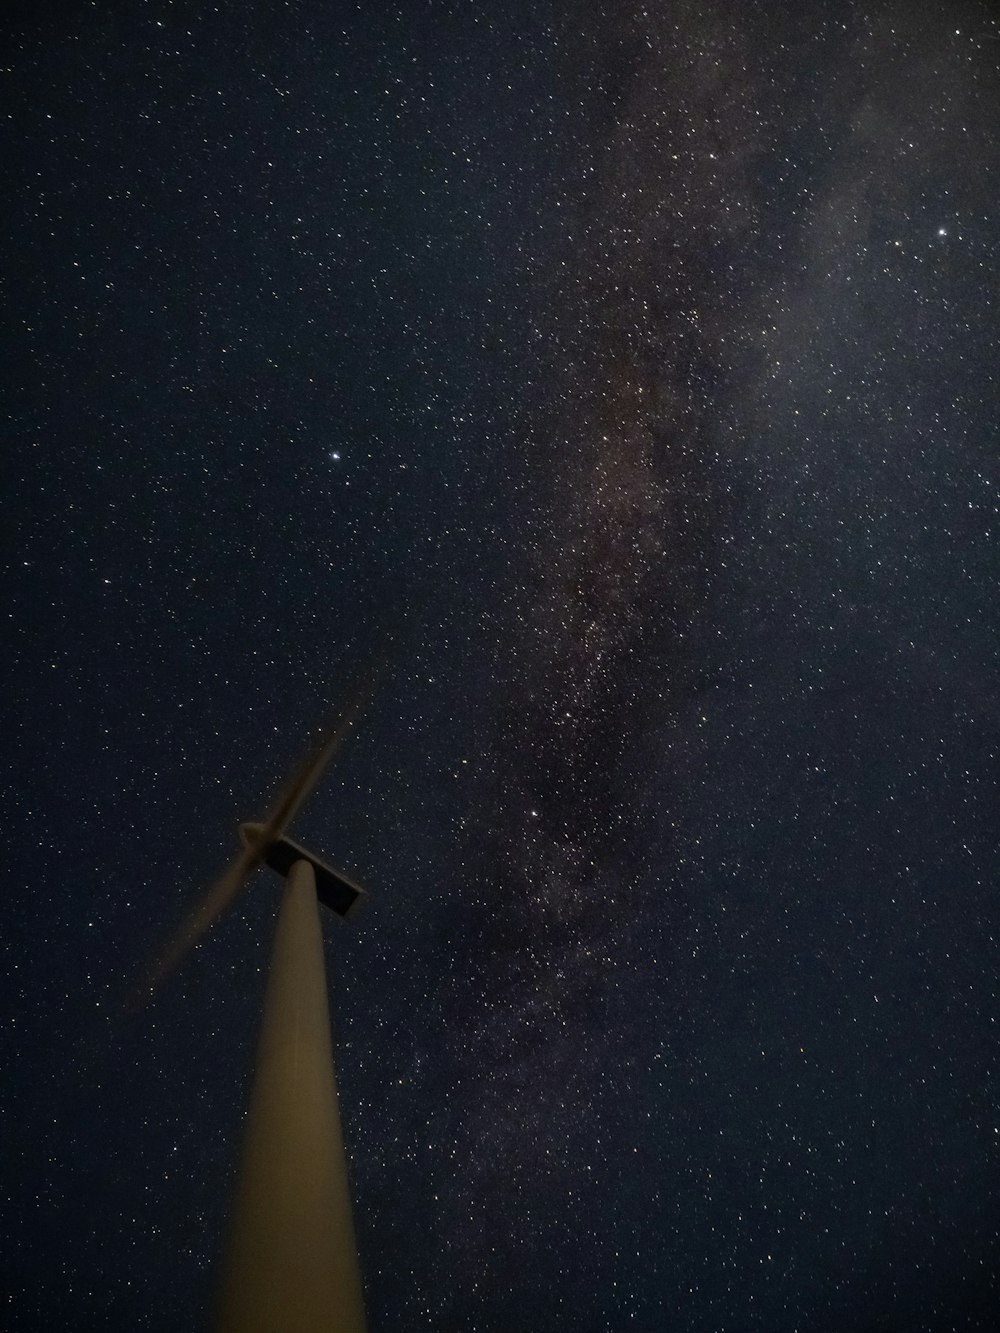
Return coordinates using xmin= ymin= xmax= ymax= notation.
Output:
xmin=443 ymin=0 xmax=770 ymax=1127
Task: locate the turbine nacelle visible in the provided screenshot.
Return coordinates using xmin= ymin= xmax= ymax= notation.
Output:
xmin=239 ymin=822 xmax=366 ymax=920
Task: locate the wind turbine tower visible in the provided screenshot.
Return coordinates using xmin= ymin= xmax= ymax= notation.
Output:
xmin=215 ymin=823 xmax=368 ymax=1333
xmin=140 ymin=692 xmax=372 ymax=1333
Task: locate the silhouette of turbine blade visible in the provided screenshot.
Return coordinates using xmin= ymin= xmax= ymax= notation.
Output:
xmin=131 ymin=842 xmax=262 ymax=1009
xmin=130 ymin=661 xmax=381 ymax=1012
xmin=262 ymin=678 xmax=372 ymax=841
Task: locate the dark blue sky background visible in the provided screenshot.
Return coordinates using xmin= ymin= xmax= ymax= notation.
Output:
xmin=4 ymin=2 xmax=1000 ymax=1328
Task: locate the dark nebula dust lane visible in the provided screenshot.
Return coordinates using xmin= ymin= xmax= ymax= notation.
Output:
xmin=4 ymin=2 xmax=1000 ymax=1331
xmin=440 ymin=2 xmax=828 ymax=1065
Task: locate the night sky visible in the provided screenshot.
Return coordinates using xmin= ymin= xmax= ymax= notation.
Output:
xmin=5 ymin=2 xmax=1000 ymax=1329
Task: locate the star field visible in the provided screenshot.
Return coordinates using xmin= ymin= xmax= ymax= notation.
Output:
xmin=4 ymin=2 xmax=1000 ymax=1330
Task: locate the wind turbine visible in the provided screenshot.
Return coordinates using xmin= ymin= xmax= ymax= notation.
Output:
xmin=137 ymin=684 xmax=373 ymax=1333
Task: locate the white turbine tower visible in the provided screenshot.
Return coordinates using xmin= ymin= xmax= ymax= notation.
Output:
xmin=136 ymin=682 xmax=374 ymax=1333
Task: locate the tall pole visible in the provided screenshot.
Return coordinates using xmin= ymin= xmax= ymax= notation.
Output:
xmin=215 ymin=859 xmax=367 ymax=1333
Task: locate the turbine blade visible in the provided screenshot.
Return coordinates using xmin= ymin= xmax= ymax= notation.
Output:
xmin=129 ymin=656 xmax=385 ymax=1013
xmin=262 ymin=668 xmax=377 ymax=840
xmin=129 ymin=842 xmax=261 ymax=1010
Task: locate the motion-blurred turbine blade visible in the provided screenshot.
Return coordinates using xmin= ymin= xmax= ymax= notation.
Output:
xmin=131 ymin=841 xmax=262 ymax=1009
xmin=130 ymin=658 xmax=384 ymax=1013
xmin=262 ymin=670 xmax=376 ymax=841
